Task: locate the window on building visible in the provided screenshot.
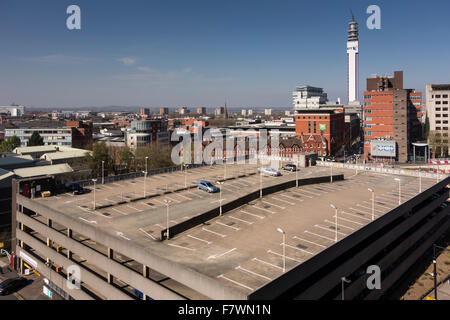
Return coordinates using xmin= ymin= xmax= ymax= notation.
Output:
xmin=444 ymin=101 xmax=448 ymax=105
xmin=436 ymin=101 xmax=441 ymax=104
xmin=443 ymin=95 xmax=448 ymax=98
xmin=436 ymin=95 xmax=441 ymax=98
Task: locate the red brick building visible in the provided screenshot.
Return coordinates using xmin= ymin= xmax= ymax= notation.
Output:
xmin=363 ymin=71 xmax=423 ymax=162
xmin=295 ymin=109 xmax=345 ymax=156
xmin=66 ymin=121 xmax=93 ymax=149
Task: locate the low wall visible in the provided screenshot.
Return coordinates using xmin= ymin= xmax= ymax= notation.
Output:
xmin=160 ymin=174 xmax=344 ymax=240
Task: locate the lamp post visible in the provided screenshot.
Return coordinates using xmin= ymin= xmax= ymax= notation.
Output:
xmin=164 ymin=199 xmax=172 ymax=240
xmin=330 ymin=204 xmax=338 ymax=242
xmin=260 ymin=165 xmax=263 ymax=199
xmin=295 ymin=158 xmax=299 ymax=188
xmin=142 ymin=171 xmax=147 ymax=197
xmin=101 ymin=160 xmax=104 ymax=185
xmin=92 ymin=179 xmax=97 ymax=210
xmin=432 ymin=244 xmax=450 ymax=299
xmin=330 ymin=164 xmax=333 ymax=183
xmin=419 ymin=168 xmax=422 ymax=193
xmin=341 ymin=277 xmax=351 ymax=300
xmin=395 ymin=178 xmax=401 ymax=205
xmin=217 ymin=181 xmax=224 ymax=216
xmin=368 ymin=188 xmax=375 ymax=221
xmin=277 ymin=228 xmax=286 ymax=273
xmin=184 ymin=164 xmax=188 ymax=188
xmin=145 ymin=156 xmax=149 ymax=174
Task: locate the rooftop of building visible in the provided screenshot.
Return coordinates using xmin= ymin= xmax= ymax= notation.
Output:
xmin=13 ymin=163 xmax=73 ymax=178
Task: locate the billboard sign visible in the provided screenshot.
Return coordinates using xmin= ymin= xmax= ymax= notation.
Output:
xmin=319 ymin=124 xmax=327 ymax=132
xmin=370 ymin=140 xmax=396 ymax=157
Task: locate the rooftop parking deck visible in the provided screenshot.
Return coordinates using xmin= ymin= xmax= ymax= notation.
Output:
xmin=30 ymin=163 xmax=440 ymax=297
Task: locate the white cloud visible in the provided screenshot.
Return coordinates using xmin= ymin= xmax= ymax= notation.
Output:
xmin=117 ymin=57 xmax=136 ymax=66
xmin=137 ymin=66 xmax=154 ymax=73
xmin=183 ymin=67 xmax=192 ymax=73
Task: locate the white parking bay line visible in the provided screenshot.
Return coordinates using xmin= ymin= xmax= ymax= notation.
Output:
xmin=251 ymin=205 xmax=276 ymax=214
xmin=202 ymin=227 xmax=226 ymax=238
xmin=175 ymin=193 xmax=192 ymax=201
xmin=267 ymin=250 xmax=302 ymax=263
xmin=283 ymin=243 xmax=315 ymax=255
xmin=164 ymin=196 xmax=180 ymax=203
xmin=271 ymin=196 xmax=294 ymax=205
xmin=139 ymin=228 xmax=157 ymax=240
xmin=341 ymin=211 xmax=372 ymax=221
xmin=262 ymin=201 xmax=285 ymax=209
xmin=356 ymin=204 xmax=384 ymax=213
xmin=296 ymin=189 xmax=320 ymax=196
xmin=111 ymin=207 xmax=128 ymax=215
xmin=240 ymin=210 xmax=264 ymax=219
xmin=217 ymin=274 xmax=253 ymax=291
xmin=252 ymin=257 xmax=283 ymax=271
xmin=314 ymin=224 xmax=348 ymax=236
xmin=126 ymin=205 xmax=142 ymax=212
xmin=279 ymin=193 xmax=303 ymax=202
xmin=289 ymin=190 xmax=313 ymax=198
xmin=235 ymin=266 xmax=272 ymax=281
xmin=332 ymin=215 xmax=364 ymax=226
xmin=167 ymin=243 xmax=196 ymax=251
xmin=187 ymin=234 xmax=212 ymax=245
xmin=229 ymin=215 xmax=253 ymax=225
xmin=216 ymin=221 xmax=240 ymax=231
xmin=304 ymin=230 xmax=335 ymax=242
xmin=324 ymin=220 xmax=355 ymax=231
xmin=292 ymin=236 xmax=327 ymax=248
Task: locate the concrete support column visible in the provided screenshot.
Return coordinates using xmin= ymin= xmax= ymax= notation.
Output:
xmin=67 ymin=228 xmax=73 ymax=259
xmin=107 ymin=248 xmax=114 ymax=284
xmin=143 ymin=265 xmax=150 ymax=300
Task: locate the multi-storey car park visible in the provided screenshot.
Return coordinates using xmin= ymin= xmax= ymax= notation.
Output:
xmin=10 ymin=162 xmax=450 ymax=300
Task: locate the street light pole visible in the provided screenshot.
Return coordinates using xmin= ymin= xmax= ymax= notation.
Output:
xmin=260 ymin=165 xmax=263 ymax=199
xmin=92 ymin=179 xmax=97 ymax=210
xmin=419 ymin=168 xmax=422 ymax=193
xmin=217 ymin=181 xmax=224 ymax=216
xmin=296 ymin=158 xmax=299 ymax=188
xmin=277 ymin=228 xmax=286 ymax=273
xmin=330 ymin=164 xmax=333 ymax=183
xmin=331 ymin=204 xmax=338 ymax=242
xmin=101 ymin=160 xmax=104 ymax=185
xmin=395 ymin=178 xmax=401 ymax=205
xmin=341 ymin=277 xmax=351 ymax=300
xmin=143 ymin=171 xmax=147 ymax=197
xmin=164 ymin=199 xmax=172 ymax=240
xmin=368 ymin=188 xmax=375 ymax=221
xmin=184 ymin=164 xmax=187 ymax=188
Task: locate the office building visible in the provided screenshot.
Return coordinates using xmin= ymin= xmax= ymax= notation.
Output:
xmin=126 ymin=120 xmax=169 ymax=149
xmin=293 ymin=86 xmax=328 ymax=111
xmin=159 ymin=108 xmax=169 ymax=116
xmin=363 ymin=71 xmax=423 ymax=163
xmin=295 ymin=108 xmax=345 ymax=156
xmin=196 ymin=107 xmax=206 ymax=115
xmin=0 ymin=105 xmax=25 ymax=117
xmin=425 ymin=84 xmax=450 ymax=156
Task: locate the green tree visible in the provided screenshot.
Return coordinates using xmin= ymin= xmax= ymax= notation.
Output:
xmin=86 ymin=142 xmax=112 ymax=178
xmin=28 ymin=131 xmax=44 ymax=146
xmin=120 ymin=146 xmax=134 ymax=173
xmin=0 ymin=135 xmax=21 ymax=152
xmin=424 ymin=116 xmax=430 ymax=139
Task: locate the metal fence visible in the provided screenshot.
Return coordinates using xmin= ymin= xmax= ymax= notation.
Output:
xmin=78 ymin=162 xmax=218 ymax=188
xmin=317 ymin=161 xmax=446 ymax=179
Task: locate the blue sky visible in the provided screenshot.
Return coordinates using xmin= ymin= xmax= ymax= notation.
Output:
xmin=1 ymin=0 xmax=450 ymax=109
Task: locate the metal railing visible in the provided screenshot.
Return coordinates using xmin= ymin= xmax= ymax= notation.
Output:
xmin=317 ymin=161 xmax=445 ymax=179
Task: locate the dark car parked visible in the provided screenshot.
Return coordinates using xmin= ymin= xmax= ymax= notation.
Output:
xmin=65 ymin=182 xmax=87 ymax=195
xmin=0 ymin=277 xmax=28 ymax=295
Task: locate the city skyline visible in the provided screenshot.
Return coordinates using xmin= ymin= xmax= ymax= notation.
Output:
xmin=1 ymin=0 xmax=450 ymax=108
